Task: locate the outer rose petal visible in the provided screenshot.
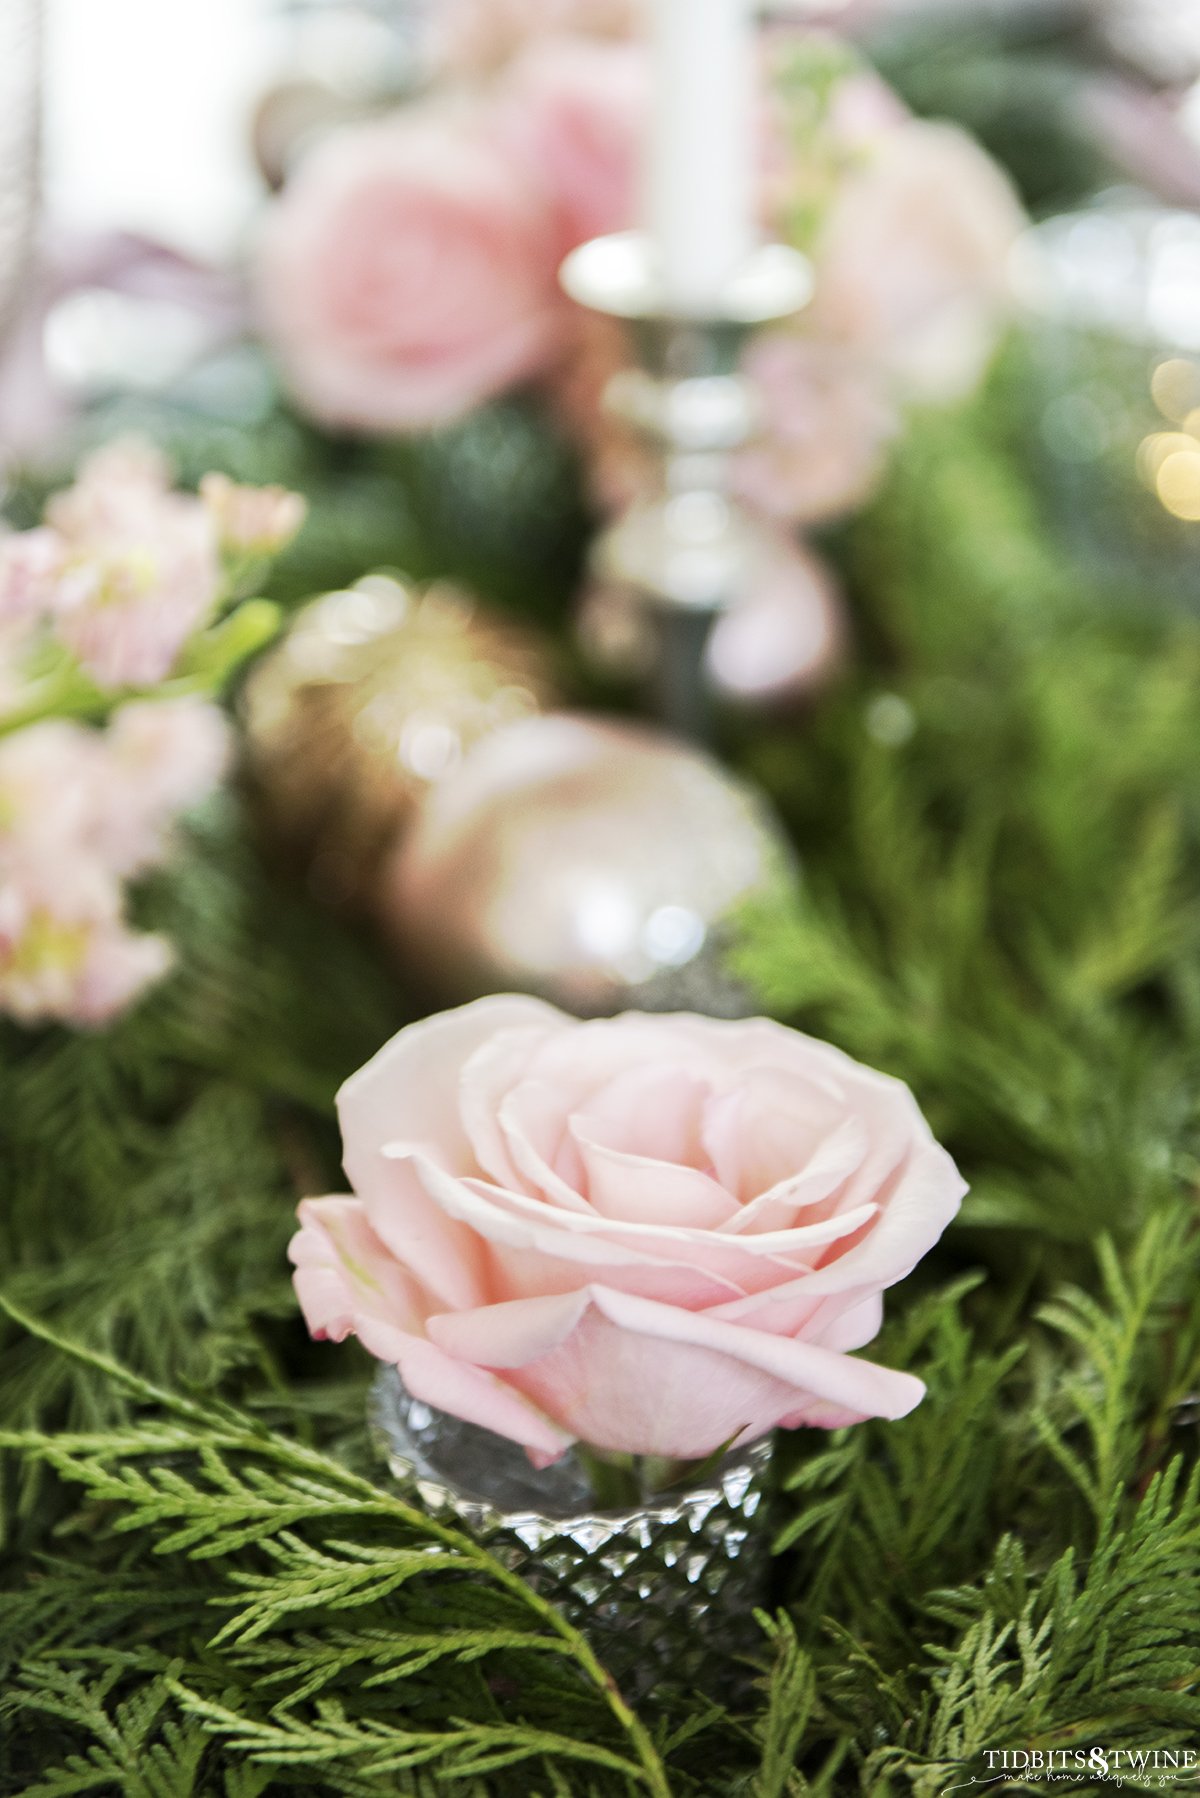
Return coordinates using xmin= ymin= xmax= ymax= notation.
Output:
xmin=289 ymin=1202 xmax=572 ymax=1462
xmin=395 ymin=1337 xmax=575 ymax=1465
xmin=431 ymin=1285 xmax=924 ymax=1460
xmin=337 ymin=996 xmax=565 ymax=1308
xmin=290 ymin=1196 xmax=424 ymax=1361
xmin=339 ymin=994 xmax=564 ymax=1180
xmin=791 ymin=1139 xmax=967 ymax=1296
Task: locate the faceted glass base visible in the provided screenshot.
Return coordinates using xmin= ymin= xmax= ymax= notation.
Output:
xmin=370 ymin=1365 xmax=772 ymax=1702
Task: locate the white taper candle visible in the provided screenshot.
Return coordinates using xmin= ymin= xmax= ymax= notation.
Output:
xmin=644 ymin=0 xmax=757 ymax=313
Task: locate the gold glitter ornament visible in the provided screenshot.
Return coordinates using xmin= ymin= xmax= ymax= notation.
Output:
xmin=242 ymin=573 xmax=560 ymax=906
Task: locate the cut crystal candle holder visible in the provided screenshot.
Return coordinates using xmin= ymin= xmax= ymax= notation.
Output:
xmin=370 ymin=1364 xmax=773 ymax=1702
xmin=559 ymin=230 xmax=811 ymax=742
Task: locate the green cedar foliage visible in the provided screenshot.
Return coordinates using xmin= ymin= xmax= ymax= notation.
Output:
xmin=3 ymin=344 xmax=1200 ymax=1792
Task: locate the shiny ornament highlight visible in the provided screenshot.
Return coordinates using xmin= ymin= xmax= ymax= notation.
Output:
xmin=380 ymin=711 xmax=798 ymax=1014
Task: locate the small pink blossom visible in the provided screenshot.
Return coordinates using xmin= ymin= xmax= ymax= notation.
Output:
xmin=199 ymin=472 xmax=308 ymax=557
xmin=736 ymin=333 xmax=899 ymax=526
xmin=0 ymin=721 xmax=104 ymax=865
xmin=0 ymin=529 xmax=69 ymax=626
xmin=45 ymin=438 xmax=175 ymax=541
xmin=37 ymin=438 xmax=221 ymax=690
xmin=291 ymin=996 xmax=966 ymax=1466
xmin=0 ymin=858 xmax=172 ymax=1028
xmin=100 ymin=696 xmax=231 ymax=874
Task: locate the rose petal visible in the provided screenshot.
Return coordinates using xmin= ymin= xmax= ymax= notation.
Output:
xmin=394 ymin=1146 xmax=880 ymax=1293
xmin=715 ymin=1114 xmax=870 ymax=1235
xmin=494 ymin=1285 xmax=924 ymax=1459
xmin=702 ymin=1065 xmax=856 ymax=1201
xmin=395 ymin=1334 xmax=574 ymax=1464
xmin=459 ymin=1024 xmax=571 ymax=1194
xmin=428 ymin=1289 xmax=592 ymax=1367
xmin=498 ymin=1079 xmax=593 ymax=1211
xmin=338 ymin=993 xmax=563 ymax=1179
xmin=568 ymin=1123 xmax=740 ymax=1228
xmin=570 ymin=1063 xmax=711 ymax=1167
xmin=797 ymin=1140 xmax=967 ymax=1294
xmin=289 ymin=1196 xmax=424 ymax=1362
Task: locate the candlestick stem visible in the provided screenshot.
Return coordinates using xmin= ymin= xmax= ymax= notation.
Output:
xmin=561 ymin=232 xmax=812 ymax=745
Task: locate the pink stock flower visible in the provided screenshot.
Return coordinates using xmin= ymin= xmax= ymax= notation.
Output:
xmin=98 ymin=696 xmax=232 ymax=875
xmin=199 ymin=472 xmax=308 ymax=557
xmin=0 ymin=720 xmax=102 ymax=863
xmin=291 ymin=996 xmax=966 ymax=1466
xmin=44 ymin=439 xmax=221 ymax=690
xmin=736 ymin=333 xmax=899 ymax=526
xmin=0 ymin=699 xmax=228 ymax=880
xmin=0 ymin=858 xmax=172 ymax=1028
xmin=257 ymin=109 xmax=567 ymax=432
xmin=0 ymin=529 xmax=68 ymax=626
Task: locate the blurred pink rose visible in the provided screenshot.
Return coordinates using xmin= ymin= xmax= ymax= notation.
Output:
xmin=737 ymin=334 xmax=898 ymax=526
xmin=291 ymin=995 xmax=965 ymax=1466
xmin=0 ymin=858 xmax=172 ymax=1027
xmin=433 ymin=0 xmax=636 ymax=78
xmin=496 ymin=40 xmax=646 ymax=256
xmin=257 ymin=110 xmax=567 ymax=431
xmin=810 ymin=119 xmax=1025 ymax=401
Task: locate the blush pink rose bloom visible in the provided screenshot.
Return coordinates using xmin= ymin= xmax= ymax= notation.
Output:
xmin=810 ymin=119 xmax=1025 ymax=402
xmin=494 ymin=40 xmax=647 ymax=258
xmin=257 ymin=109 xmax=568 ymax=432
xmin=291 ymin=996 xmax=966 ymax=1466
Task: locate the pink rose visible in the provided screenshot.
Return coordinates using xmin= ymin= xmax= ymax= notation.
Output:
xmin=291 ymin=996 xmax=966 ymax=1467
xmin=257 ymin=109 xmax=567 ymax=432
xmin=495 ymin=40 xmax=647 ymax=257
xmin=810 ymin=119 xmax=1025 ymax=402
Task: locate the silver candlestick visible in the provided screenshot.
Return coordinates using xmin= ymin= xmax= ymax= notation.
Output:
xmin=560 ymin=230 xmax=811 ymax=741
